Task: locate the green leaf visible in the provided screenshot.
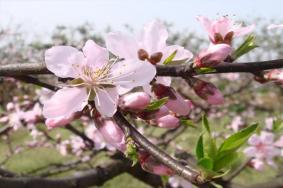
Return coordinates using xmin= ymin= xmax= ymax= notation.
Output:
xmin=202 ymin=115 xmax=211 ymax=134
xmin=145 ymin=97 xmax=168 ymax=111
xmin=204 ymin=135 xmax=218 ymax=160
xmin=231 ymin=35 xmax=258 ymax=60
xmin=163 ymin=50 xmax=177 ymax=65
xmin=214 ymin=152 xmax=239 ymax=171
xmin=218 ymin=123 xmax=258 ymax=153
xmin=198 ymin=157 xmax=214 ymax=170
xmin=125 ymin=137 xmax=138 ymax=166
xmin=180 ymin=118 xmax=196 ymax=128
xmin=196 ymin=135 xmax=204 ymax=160
xmin=273 ymin=119 xmax=283 ymax=132
xmin=196 ymin=67 xmax=217 ymax=74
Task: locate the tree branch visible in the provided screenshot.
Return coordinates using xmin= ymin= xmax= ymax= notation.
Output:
xmin=113 ymin=111 xmax=204 ymax=185
xmin=0 ymin=158 xmax=131 ymax=188
xmin=0 ymin=59 xmax=283 ymax=78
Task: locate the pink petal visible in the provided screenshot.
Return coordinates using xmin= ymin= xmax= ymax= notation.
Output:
xmin=94 ymin=87 xmax=119 ymax=117
xmin=43 ymin=87 xmax=88 ymax=118
xmin=45 ymin=113 xmax=77 ymax=129
xmin=106 ymin=32 xmax=138 ymax=59
xmin=156 ymin=76 xmax=172 ymax=86
xmin=260 ymin=131 xmax=274 ymax=145
xmin=119 ymin=92 xmax=151 ymax=111
xmin=274 ymin=136 xmax=283 ymax=148
xmin=248 ymin=134 xmax=261 ymax=145
xmin=268 ymin=24 xmax=283 ymax=30
xmin=45 ymin=46 xmax=84 ymax=78
xmin=156 ymin=114 xmax=180 ymax=129
xmin=111 ymin=60 xmax=156 ymax=94
xmin=212 ymin=17 xmax=232 ymax=37
xmin=200 ymin=44 xmax=232 ymax=62
xmin=233 ymin=24 xmax=255 ymax=37
xmin=139 ymin=20 xmax=168 ymax=54
xmin=82 ymin=40 xmax=109 ymax=68
xmin=196 ymin=16 xmax=214 ymax=40
xmin=243 ymin=147 xmax=257 ymax=157
xmin=165 ymin=91 xmax=191 ymax=116
xmin=161 ymin=45 xmax=193 ymax=63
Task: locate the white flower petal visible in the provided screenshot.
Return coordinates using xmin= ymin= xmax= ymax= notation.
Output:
xmin=138 ymin=20 xmax=168 ymax=54
xmin=106 ymin=32 xmax=138 ymax=59
xmin=110 ymin=60 xmax=156 ymax=94
xmin=94 ymin=87 xmax=119 ymax=117
xmin=82 ymin=40 xmax=109 ymax=68
xmin=43 ymin=87 xmax=88 ymax=118
xmin=45 ymin=46 xmax=83 ymax=78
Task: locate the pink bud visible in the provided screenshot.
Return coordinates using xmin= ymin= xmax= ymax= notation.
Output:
xmin=264 ymin=69 xmax=283 ymax=84
xmin=153 ymin=84 xmax=191 ymax=115
xmin=45 ymin=113 xmax=78 ymax=129
xmin=6 ymin=102 xmax=15 ymax=111
xmin=137 ymin=105 xmax=170 ymax=120
xmin=138 ymin=151 xmax=175 ymax=176
xmin=194 ymin=44 xmax=232 ymax=68
xmin=95 ymin=118 xmax=126 ymax=152
xmin=156 ymin=114 xmax=180 ymax=129
xmin=191 ymin=78 xmax=224 ymax=105
xmin=119 ymin=92 xmax=151 ymax=111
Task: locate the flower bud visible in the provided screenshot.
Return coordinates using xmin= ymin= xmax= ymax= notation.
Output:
xmin=95 ymin=118 xmax=126 ymax=152
xmin=119 ymin=92 xmax=151 ymax=111
xmin=156 ymin=114 xmax=180 ymax=129
xmin=153 ymin=84 xmax=191 ymax=115
xmin=264 ymin=69 xmax=283 ymax=84
xmin=6 ymin=102 xmax=15 ymax=111
xmin=138 ymin=151 xmax=175 ymax=176
xmin=191 ymin=78 xmax=224 ymax=105
xmin=194 ymin=44 xmax=232 ymax=68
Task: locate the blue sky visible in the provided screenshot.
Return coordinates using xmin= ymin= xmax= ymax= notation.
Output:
xmin=1 ymin=0 xmax=283 ymax=37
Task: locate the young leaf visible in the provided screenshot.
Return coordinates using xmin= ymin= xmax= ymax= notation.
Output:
xmin=196 ymin=134 xmax=204 ymax=160
xmin=218 ymin=123 xmax=258 ymax=153
xmin=231 ymin=35 xmax=258 ymax=60
xmin=273 ymin=119 xmax=283 ymax=132
xmin=197 ymin=157 xmax=214 ymax=170
xmin=145 ymin=97 xmax=168 ymax=111
xmin=125 ymin=137 xmax=138 ymax=166
xmin=196 ymin=67 xmax=217 ymax=74
xmin=213 ymin=152 xmax=239 ymax=171
xmin=180 ymin=118 xmax=196 ymax=128
xmin=202 ymin=115 xmax=211 ymax=134
xmin=163 ymin=50 xmax=177 ymax=65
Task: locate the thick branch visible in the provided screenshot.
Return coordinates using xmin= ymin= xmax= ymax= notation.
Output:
xmin=113 ymin=111 xmax=204 ymax=185
xmin=1 ymin=59 xmax=283 ymax=77
xmin=0 ymin=158 xmax=130 ymax=188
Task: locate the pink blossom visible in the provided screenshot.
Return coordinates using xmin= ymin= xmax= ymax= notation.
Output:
xmin=94 ymin=118 xmax=126 ymax=152
xmin=265 ymin=117 xmax=274 ymax=130
xmin=191 ymin=78 xmax=224 ymax=105
xmin=156 ymin=114 xmax=180 ymax=129
xmin=168 ymin=176 xmax=192 ymax=188
xmin=106 ymin=20 xmax=193 ymax=89
xmin=43 ymin=40 xmax=156 ymax=118
xmin=138 ymin=151 xmax=175 ymax=176
xmin=244 ymin=131 xmax=280 ymax=169
xmin=22 ymin=103 xmax=42 ymax=124
xmin=137 ymin=105 xmax=170 ymax=120
xmin=119 ymin=92 xmax=151 ymax=111
xmin=229 ymin=116 xmax=245 ymax=132
xmin=194 ymin=44 xmax=232 ymax=68
xmin=197 ymin=16 xmax=254 ymax=44
xmin=153 ymin=84 xmax=191 ymax=116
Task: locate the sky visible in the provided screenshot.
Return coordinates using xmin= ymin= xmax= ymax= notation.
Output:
xmin=1 ymin=0 xmax=283 ymax=38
